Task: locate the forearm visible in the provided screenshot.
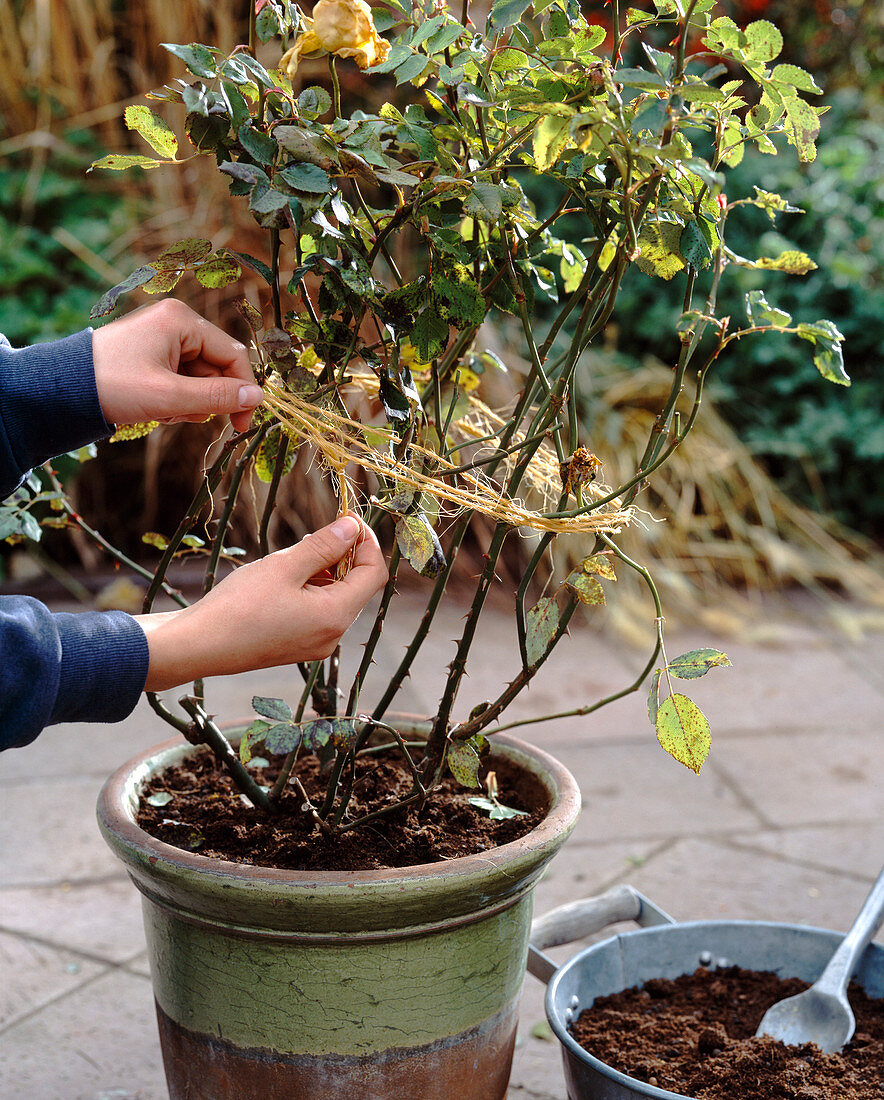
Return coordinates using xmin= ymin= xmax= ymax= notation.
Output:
xmin=0 ymin=596 xmax=149 ymax=750
xmin=0 ymin=329 xmax=111 ymax=498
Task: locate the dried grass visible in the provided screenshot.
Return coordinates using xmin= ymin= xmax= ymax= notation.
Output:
xmin=560 ymin=362 xmax=884 ymax=640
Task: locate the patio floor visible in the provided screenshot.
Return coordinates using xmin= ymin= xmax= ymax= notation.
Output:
xmin=1 ymin=588 xmax=881 ymax=1099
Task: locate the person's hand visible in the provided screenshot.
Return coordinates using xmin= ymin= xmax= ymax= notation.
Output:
xmin=135 ymin=516 xmax=387 ymax=691
xmin=92 ymin=299 xmax=263 ymax=433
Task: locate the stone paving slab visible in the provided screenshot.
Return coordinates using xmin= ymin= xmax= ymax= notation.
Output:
xmin=0 ymin=595 xmax=882 ymax=1100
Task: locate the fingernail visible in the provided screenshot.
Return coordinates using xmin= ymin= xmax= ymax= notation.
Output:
xmin=330 ymin=516 xmax=360 ymax=543
xmin=238 ymin=384 xmax=264 ymax=409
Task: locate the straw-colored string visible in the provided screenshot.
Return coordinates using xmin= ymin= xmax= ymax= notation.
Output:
xmin=262 ymin=376 xmax=634 ymax=536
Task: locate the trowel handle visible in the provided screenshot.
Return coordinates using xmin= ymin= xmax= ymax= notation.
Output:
xmin=527 ymin=885 xmax=675 ymax=984
xmin=815 ymin=867 xmax=884 ymax=998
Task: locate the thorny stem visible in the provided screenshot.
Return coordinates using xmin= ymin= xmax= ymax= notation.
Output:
xmin=458 ymin=535 xmax=663 ymax=742
xmin=179 ymin=696 xmax=273 ymax=813
xmin=44 ymin=468 xmax=189 ymax=609
xmin=142 ymin=429 xmax=255 ymax=613
xmin=269 ymin=660 xmax=322 ymax=802
xmin=258 ymin=433 xmax=289 ymax=557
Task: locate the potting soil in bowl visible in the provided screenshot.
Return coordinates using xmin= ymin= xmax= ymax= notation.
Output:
xmin=569 ymin=964 xmax=884 ymax=1098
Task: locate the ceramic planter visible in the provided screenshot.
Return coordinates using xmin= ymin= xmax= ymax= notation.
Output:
xmin=97 ymin=732 xmax=581 ymax=1100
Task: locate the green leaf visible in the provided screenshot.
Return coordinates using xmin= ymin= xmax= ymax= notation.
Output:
xmin=465 ymin=181 xmax=504 ymax=223
xmin=255 ymin=3 xmax=280 ymax=42
xmin=411 ymin=308 xmax=449 ymax=360
xmin=152 ymin=238 xmax=213 ymax=271
xmin=277 ymin=163 xmax=332 ymax=194
xmin=533 ymin=115 xmax=571 ymax=173
xmin=90 ymin=265 xmax=158 ymax=319
xmin=666 ymin=648 xmax=732 ymax=680
xmin=195 ymin=255 xmax=242 ymax=288
xmin=468 ymin=795 xmax=528 ymax=820
xmin=220 ymin=81 xmax=251 ymax=134
xmin=232 ymin=53 xmax=276 ymax=89
xmin=224 ymin=249 xmax=274 ymax=285
xmin=647 ymin=669 xmax=662 ymax=724
xmin=525 ymin=596 xmax=559 ymax=666
xmin=488 ymin=0 xmax=533 ymax=31
xmin=655 ymin=693 xmax=711 ymax=774
xmin=394 ymin=52 xmax=430 ymax=85
xmin=263 ymin=722 xmax=302 ymax=755
xmin=447 ymin=740 xmax=482 ymax=788
xmin=680 ymin=220 xmax=713 ymax=270
xmin=298 ymin=86 xmax=333 ymax=118
xmin=299 ymin=719 xmax=334 ymax=750
xmin=124 ymin=105 xmax=178 ymax=159
xmin=162 ymin=42 xmax=217 ymax=78
xmin=239 ymin=123 xmax=278 ymax=165
xmin=796 ymin=320 xmax=850 ymax=386
xmin=89 ymin=154 xmax=163 ymax=171
xmin=249 ymin=184 xmax=290 ymax=215
xmin=743 ymin=19 xmax=783 ymax=62
xmin=252 ymin=695 xmax=293 ymax=723
xmin=564 ymin=570 xmax=605 ymax=606
xmin=770 ymin=63 xmax=823 ymax=95
xmin=745 ymin=290 xmax=792 ymax=328
xmin=431 ymin=266 xmax=485 ymax=327
xmin=396 ymin=513 xmax=447 ymax=578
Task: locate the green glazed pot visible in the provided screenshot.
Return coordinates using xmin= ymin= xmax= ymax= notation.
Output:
xmin=97 ymin=732 xmax=580 ymax=1100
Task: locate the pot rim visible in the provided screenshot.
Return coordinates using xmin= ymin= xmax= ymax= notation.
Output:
xmin=97 ymin=730 xmax=581 ymax=888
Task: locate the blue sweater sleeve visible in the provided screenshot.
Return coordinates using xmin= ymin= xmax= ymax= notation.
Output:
xmin=0 ymin=330 xmax=150 ymax=750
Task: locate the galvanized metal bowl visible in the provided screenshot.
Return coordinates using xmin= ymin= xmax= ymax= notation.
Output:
xmin=529 ymin=886 xmax=884 ymax=1100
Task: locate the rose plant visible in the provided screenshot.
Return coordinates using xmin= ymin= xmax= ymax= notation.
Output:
xmin=43 ymin=0 xmax=848 ymax=832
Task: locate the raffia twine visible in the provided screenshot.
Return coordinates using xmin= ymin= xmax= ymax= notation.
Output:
xmin=262 ymin=373 xmax=634 ymax=536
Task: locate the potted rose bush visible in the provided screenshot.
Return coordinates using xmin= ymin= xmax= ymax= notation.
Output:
xmin=18 ymin=0 xmax=847 ymax=1095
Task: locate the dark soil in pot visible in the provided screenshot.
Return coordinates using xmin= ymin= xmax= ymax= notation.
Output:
xmin=135 ymin=746 xmax=548 ymax=871
xmin=570 ymin=964 xmax=884 ymax=1098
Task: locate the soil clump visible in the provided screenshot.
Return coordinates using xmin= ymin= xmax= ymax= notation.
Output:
xmin=135 ymin=746 xmax=548 ymax=871
xmin=570 ymin=964 xmax=883 ymax=1098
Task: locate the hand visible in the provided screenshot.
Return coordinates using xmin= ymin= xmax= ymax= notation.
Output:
xmin=92 ymin=299 xmax=263 ymax=432
xmin=136 ymin=516 xmax=388 ymax=691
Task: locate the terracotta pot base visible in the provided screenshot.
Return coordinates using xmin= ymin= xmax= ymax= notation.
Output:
xmin=157 ymin=999 xmax=517 ymax=1100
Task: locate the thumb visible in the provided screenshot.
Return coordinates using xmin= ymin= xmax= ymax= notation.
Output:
xmin=293 ymin=516 xmax=362 ymax=581
xmin=161 ymin=373 xmax=264 ymax=421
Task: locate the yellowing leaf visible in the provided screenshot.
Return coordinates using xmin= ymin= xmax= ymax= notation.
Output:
xmin=111 ymin=421 xmax=159 ymax=442
xmin=195 ymin=255 xmax=242 ymax=288
xmin=582 ymin=553 xmax=616 ymax=581
xmin=533 ymin=114 xmax=571 ymax=173
xmin=447 ymin=740 xmax=481 ymax=787
xmin=752 ymin=250 xmax=817 ymax=276
xmin=526 ymin=596 xmax=559 ymax=665
xmin=124 ymin=104 xmax=178 ymax=159
xmin=635 ymin=221 xmax=685 ymax=281
xmin=153 ymin=238 xmax=213 ymax=271
xmin=90 ymin=154 xmax=162 ymax=171
xmin=655 ymin=693 xmax=711 ymax=774
xmin=395 ymin=513 xmax=446 ymax=578
xmin=666 ymin=648 xmax=731 ymax=680
xmin=565 ymin=570 xmax=605 ymax=606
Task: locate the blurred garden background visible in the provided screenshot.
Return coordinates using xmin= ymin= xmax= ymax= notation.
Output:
xmin=1 ymin=0 xmax=882 ymax=633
